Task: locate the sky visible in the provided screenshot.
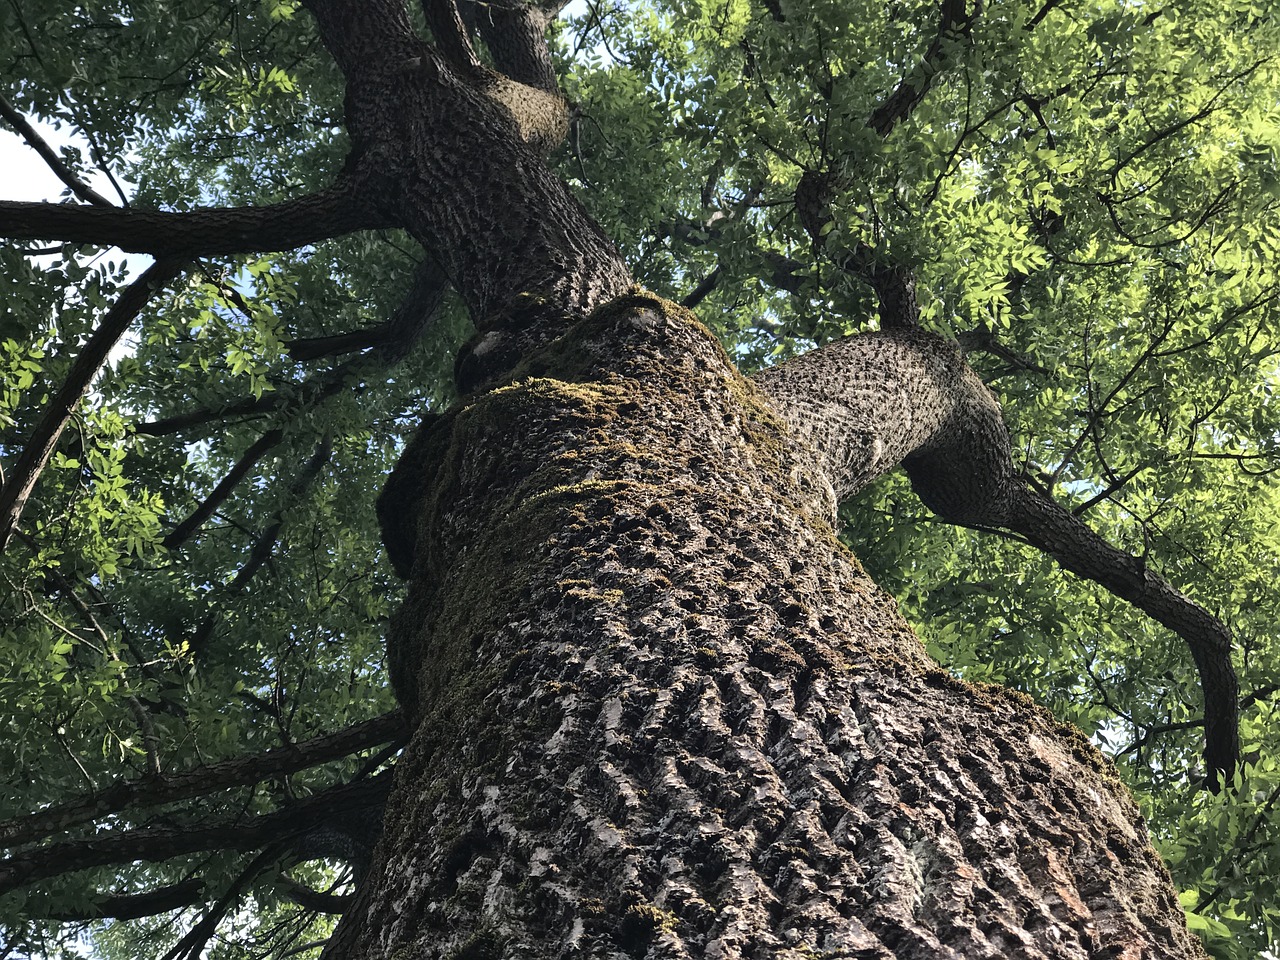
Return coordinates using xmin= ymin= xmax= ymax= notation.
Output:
xmin=0 ymin=123 xmax=84 ymax=203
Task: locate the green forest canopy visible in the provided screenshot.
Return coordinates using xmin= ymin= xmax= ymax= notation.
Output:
xmin=0 ymin=0 xmax=1278 ymax=957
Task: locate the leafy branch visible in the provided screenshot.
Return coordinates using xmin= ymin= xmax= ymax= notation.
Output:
xmin=0 ymin=257 xmax=185 ymax=553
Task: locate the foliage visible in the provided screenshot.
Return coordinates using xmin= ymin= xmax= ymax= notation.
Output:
xmin=0 ymin=0 xmax=1278 ymax=956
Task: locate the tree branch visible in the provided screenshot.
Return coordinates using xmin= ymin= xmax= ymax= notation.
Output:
xmin=0 ymin=182 xmax=388 ymax=255
xmin=658 ymin=216 xmax=807 ymax=296
xmin=160 ymin=846 xmax=286 ymax=960
xmin=0 ymin=711 xmax=405 ymax=847
xmin=163 ymin=429 xmax=286 ymax=550
xmin=0 ymin=257 xmax=185 ymax=553
xmin=461 ymin=0 xmax=560 ymax=93
xmin=286 ymin=326 xmax=392 ymax=362
xmin=422 ymin=0 xmax=484 ymax=77
xmin=680 ymin=265 xmax=721 ymax=308
xmin=0 ymin=773 xmax=394 ymax=896
xmin=277 ymin=876 xmax=352 ymax=913
xmin=993 ymin=483 xmax=1239 ymax=787
xmin=868 ymin=0 xmax=978 ymax=136
xmin=794 ymin=171 xmax=921 ymax=329
xmin=781 ymin=1 xmax=984 ymax=317
xmin=141 ymin=259 xmax=447 ymax=437
xmin=0 ymin=92 xmax=114 ymax=207
xmin=956 ymin=324 xmax=1051 ymax=376
xmin=189 ymin=436 xmax=334 ymax=658
xmin=29 ymin=878 xmax=208 ymax=921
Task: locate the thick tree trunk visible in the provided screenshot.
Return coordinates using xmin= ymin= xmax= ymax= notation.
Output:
xmin=279 ymin=3 xmax=1211 ymax=956
xmin=335 ymin=293 xmax=1204 ymax=959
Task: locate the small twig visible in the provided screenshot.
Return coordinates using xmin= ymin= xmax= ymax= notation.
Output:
xmin=1199 ymin=780 xmax=1280 ymax=910
xmin=189 ymin=436 xmax=334 ymax=659
xmin=160 ymin=845 xmax=286 ymax=960
xmin=163 ymin=429 xmax=286 ymax=550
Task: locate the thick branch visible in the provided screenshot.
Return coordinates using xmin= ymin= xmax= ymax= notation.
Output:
xmin=462 ymin=0 xmax=560 ymax=93
xmin=0 ymin=711 xmax=405 ymax=847
xmin=0 ymin=258 xmax=184 ymax=553
xmin=422 ymin=0 xmax=484 ymax=76
xmin=30 ymin=878 xmax=208 ymax=921
xmin=754 ymin=330 xmax=970 ymax=502
xmin=756 ymin=330 xmax=1240 ymax=785
xmin=278 ymin=876 xmax=352 ymax=913
xmin=794 ymin=172 xmax=921 ymax=329
xmin=0 ymin=773 xmax=393 ymax=895
xmin=990 ymin=484 xmax=1239 ymax=787
xmin=287 ymin=326 xmax=392 ymax=362
xmin=303 ymin=0 xmax=629 ymax=342
xmin=0 ymin=182 xmax=388 ymax=255
xmin=372 ymin=256 xmax=450 ymax=362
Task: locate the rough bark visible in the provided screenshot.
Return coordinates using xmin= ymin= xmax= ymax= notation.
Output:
xmin=344 ymin=293 xmax=1205 ymax=959
xmin=303 ymin=0 xmax=627 ymax=348
xmin=755 ymin=331 xmax=1239 ymax=785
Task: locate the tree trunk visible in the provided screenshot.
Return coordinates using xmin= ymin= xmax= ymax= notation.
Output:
xmin=280 ymin=3 xmax=1209 ymax=956
xmin=333 ymin=292 xmax=1203 ymax=959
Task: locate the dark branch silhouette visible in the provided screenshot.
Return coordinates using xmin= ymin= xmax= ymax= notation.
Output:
xmin=0 ymin=711 xmax=405 ymax=847
xmin=0 ymin=182 xmax=388 ymax=255
xmin=163 ymin=430 xmax=286 ymax=550
xmin=0 ymin=92 xmax=115 ymax=207
xmin=0 ymin=773 xmax=392 ymax=896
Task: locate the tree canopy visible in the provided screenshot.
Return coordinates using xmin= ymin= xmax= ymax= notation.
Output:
xmin=0 ymin=0 xmax=1278 ymax=957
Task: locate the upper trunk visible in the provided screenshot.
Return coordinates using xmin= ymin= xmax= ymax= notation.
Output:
xmin=304 ymin=0 xmax=631 ymax=351
xmin=337 ymin=293 xmax=1204 ymax=960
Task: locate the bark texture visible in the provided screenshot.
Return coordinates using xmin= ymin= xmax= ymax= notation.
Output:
xmin=345 ymin=292 xmax=1205 ymax=960
xmin=754 ymin=331 xmax=1239 ymax=785
xmin=305 ymin=0 xmax=628 ymax=348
